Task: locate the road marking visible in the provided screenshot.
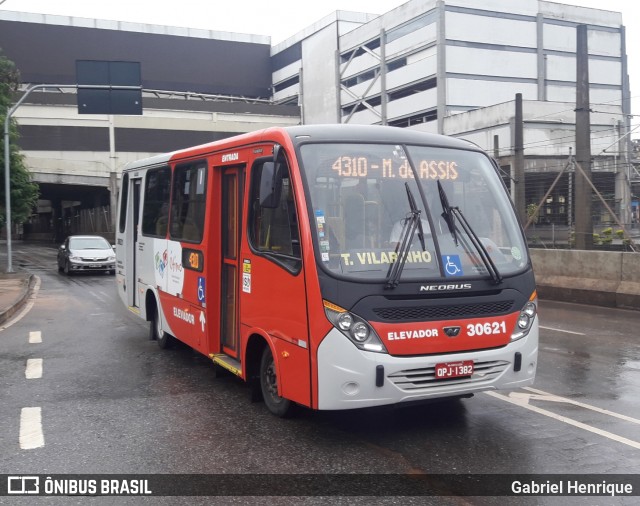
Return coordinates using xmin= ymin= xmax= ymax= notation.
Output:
xmin=523 ymin=386 xmax=640 ymax=425
xmin=19 ymin=407 xmax=45 ymax=450
xmin=539 ymin=325 xmax=585 ymax=336
xmin=485 ymin=391 xmax=640 ymax=450
xmin=25 ymin=359 xmax=43 ymax=379
xmin=29 ymin=331 xmax=42 ymax=343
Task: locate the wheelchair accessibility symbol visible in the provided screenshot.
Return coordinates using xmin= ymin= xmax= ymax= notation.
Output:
xmin=197 ymin=277 xmax=206 ymax=303
xmin=442 ymin=255 xmax=463 ymax=277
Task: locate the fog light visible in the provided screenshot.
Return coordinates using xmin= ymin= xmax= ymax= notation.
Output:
xmin=342 ymin=382 xmax=359 ymax=395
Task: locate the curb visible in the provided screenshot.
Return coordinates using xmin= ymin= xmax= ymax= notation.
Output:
xmin=0 ymin=274 xmax=37 ymax=327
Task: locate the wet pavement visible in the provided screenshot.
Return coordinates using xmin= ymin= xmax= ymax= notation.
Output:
xmin=1 ymin=241 xmax=640 ymax=504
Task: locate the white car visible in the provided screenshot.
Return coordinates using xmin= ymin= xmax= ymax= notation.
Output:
xmin=57 ymin=235 xmax=116 ymax=275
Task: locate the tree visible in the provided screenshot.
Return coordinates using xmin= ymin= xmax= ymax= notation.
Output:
xmin=1 ymin=49 xmax=39 ymax=229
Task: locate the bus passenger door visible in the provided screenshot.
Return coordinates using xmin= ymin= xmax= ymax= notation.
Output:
xmin=118 ymin=175 xmax=141 ymax=309
xmin=220 ymin=167 xmax=244 ymax=358
xmin=132 ymin=179 xmax=141 ymax=307
xmin=123 ymin=178 xmax=141 ymax=308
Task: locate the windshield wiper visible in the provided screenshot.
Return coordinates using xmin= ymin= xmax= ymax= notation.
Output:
xmin=436 ymin=181 xmax=503 ymax=285
xmin=386 ymin=183 xmax=425 ymax=289
xmin=437 ymin=180 xmax=458 ymax=247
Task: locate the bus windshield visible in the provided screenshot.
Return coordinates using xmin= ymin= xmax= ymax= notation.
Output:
xmin=300 ymin=142 xmax=528 ymax=283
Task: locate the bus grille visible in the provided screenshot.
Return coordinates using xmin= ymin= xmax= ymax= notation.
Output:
xmin=387 ymin=360 xmax=510 ymax=391
xmin=373 ymin=301 xmax=514 ymax=321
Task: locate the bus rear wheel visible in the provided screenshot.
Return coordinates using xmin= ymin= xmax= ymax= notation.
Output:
xmin=150 ymin=303 xmax=174 ymax=349
xmin=260 ymin=346 xmax=296 ymax=418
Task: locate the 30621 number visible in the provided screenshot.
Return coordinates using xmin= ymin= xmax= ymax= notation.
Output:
xmin=466 ymin=321 xmax=506 ymax=336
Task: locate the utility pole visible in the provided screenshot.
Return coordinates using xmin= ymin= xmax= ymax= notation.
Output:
xmin=616 ymin=120 xmax=631 ymax=225
xmin=575 ymin=24 xmax=593 ymax=250
xmin=514 ymin=93 xmax=526 ymax=225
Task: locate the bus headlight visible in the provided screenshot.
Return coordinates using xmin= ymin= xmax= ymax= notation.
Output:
xmin=352 ymin=322 xmax=369 ymax=342
xmin=323 ymin=300 xmax=387 ymax=353
xmin=511 ymin=300 xmax=537 ymax=341
xmin=337 ymin=313 xmax=353 ymax=331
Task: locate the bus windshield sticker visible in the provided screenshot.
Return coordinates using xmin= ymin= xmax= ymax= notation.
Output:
xmin=442 ymin=255 xmax=463 ymax=277
xmin=315 ymin=210 xmax=330 ymax=261
xmin=511 ymin=247 xmax=522 ymax=261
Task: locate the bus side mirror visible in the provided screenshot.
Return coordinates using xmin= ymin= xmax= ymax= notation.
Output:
xmin=259 ymin=161 xmax=282 ymax=208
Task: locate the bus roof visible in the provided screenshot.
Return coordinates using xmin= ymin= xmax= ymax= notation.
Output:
xmin=281 ymin=124 xmax=481 ymax=152
xmin=122 ymin=124 xmax=483 ymax=172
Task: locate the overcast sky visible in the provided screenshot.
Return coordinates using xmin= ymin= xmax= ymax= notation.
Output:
xmin=1 ymin=0 xmax=638 ymax=132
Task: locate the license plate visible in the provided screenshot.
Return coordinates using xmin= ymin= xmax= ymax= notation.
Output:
xmin=435 ymin=360 xmax=474 ymax=379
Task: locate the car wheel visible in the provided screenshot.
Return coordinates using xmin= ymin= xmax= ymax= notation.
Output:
xmin=150 ymin=303 xmax=174 ymax=349
xmin=260 ymin=346 xmax=296 ymax=418
xmin=63 ymin=260 xmax=72 ymax=275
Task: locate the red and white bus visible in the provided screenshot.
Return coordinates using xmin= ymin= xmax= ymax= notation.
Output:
xmin=116 ymin=125 xmax=538 ymax=417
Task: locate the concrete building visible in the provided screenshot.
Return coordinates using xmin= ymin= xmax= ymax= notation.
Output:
xmin=1 ymin=0 xmax=635 ymax=240
xmin=0 ymin=10 xmax=300 ymax=240
xmin=272 ymin=0 xmax=633 ymax=232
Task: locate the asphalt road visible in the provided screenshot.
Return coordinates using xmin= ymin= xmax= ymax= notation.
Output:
xmin=1 ymin=243 xmax=639 ymax=504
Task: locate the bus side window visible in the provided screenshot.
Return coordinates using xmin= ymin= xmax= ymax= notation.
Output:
xmin=170 ymin=163 xmax=207 ymax=243
xmin=249 ymin=153 xmax=301 ymax=272
xmin=118 ymin=173 xmax=129 ymax=233
xmin=141 ymin=167 xmax=171 ymax=237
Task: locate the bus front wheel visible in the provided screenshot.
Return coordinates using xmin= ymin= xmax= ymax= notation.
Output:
xmin=260 ymin=346 xmax=295 ymax=418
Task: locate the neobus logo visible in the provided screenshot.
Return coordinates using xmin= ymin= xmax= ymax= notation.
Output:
xmin=420 ymin=283 xmax=472 ymax=292
xmin=222 ymin=152 xmax=239 ymax=162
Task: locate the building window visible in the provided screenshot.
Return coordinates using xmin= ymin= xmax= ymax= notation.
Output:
xmin=386 ymin=58 xmax=407 ymax=72
xmin=385 ymin=11 xmax=436 ymax=44
xmin=388 ymin=109 xmax=438 ymax=127
xmin=341 ymin=95 xmax=383 ymax=116
xmin=388 ymin=77 xmax=437 ymax=102
xmin=340 ymin=38 xmax=381 ymax=64
xmin=274 ymin=75 xmax=300 ymax=93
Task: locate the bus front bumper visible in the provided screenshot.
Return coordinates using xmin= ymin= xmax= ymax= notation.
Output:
xmin=316 ymin=323 xmax=538 ymax=410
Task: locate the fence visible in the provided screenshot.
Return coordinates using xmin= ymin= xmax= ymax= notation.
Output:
xmin=513 ymin=159 xmax=638 ymax=252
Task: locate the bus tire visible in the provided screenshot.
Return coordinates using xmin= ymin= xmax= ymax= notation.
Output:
xmin=150 ymin=303 xmax=174 ymax=349
xmin=260 ymin=346 xmax=296 ymax=418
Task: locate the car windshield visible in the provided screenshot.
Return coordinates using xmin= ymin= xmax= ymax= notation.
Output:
xmin=69 ymin=237 xmax=111 ymax=250
xmin=299 ymin=142 xmax=528 ymax=283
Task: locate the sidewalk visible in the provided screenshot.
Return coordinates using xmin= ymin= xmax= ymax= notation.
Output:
xmin=0 ymin=240 xmax=35 ymax=326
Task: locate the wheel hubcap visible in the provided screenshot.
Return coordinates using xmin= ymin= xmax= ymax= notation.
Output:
xmin=265 ymin=361 xmax=279 ymax=399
